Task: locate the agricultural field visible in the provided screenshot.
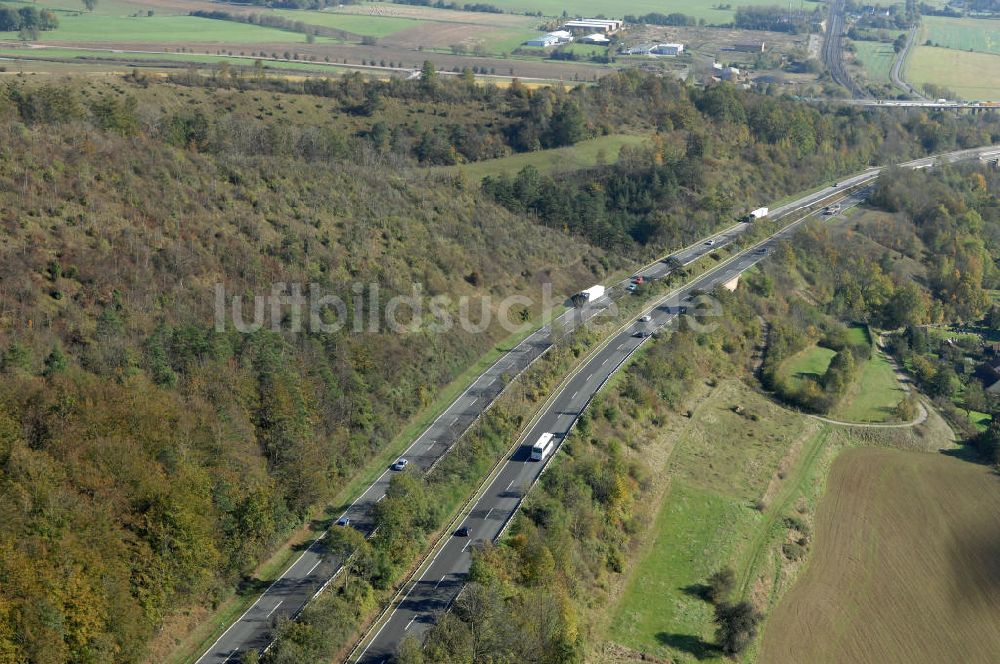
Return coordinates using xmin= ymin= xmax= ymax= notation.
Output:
xmin=0 ymin=0 xmax=586 ymax=78
xmin=1 ymin=11 xmax=309 ymax=44
xmin=759 ymin=447 xmax=1000 ymax=663
xmin=607 ymin=380 xmax=830 ymax=662
xmin=907 ymin=45 xmax=1000 ymax=100
xmin=922 ymin=15 xmax=1000 ymax=56
xmin=850 ymin=39 xmax=895 ymax=84
xmin=437 ymin=133 xmax=648 ymax=179
xmin=459 ymin=0 xmax=781 ymax=24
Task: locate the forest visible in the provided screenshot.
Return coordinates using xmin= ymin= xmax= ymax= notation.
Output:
xmin=0 ymin=70 xmax=998 ymax=662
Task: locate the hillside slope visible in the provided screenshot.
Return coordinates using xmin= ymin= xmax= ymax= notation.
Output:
xmin=0 ymin=85 xmax=601 ymax=662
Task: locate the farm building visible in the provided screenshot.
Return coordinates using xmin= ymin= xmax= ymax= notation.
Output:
xmin=651 ymin=43 xmax=684 ymax=56
xmin=562 ymin=18 xmax=623 ymax=34
xmin=579 ymin=33 xmax=611 ymax=45
xmin=525 ymin=30 xmax=573 ymax=47
xmin=623 ymin=43 xmax=655 ymax=55
xmin=623 ymin=43 xmax=684 ymax=56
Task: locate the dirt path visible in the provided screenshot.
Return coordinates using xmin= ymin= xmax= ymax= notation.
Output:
xmin=809 ymin=400 xmax=927 ymax=428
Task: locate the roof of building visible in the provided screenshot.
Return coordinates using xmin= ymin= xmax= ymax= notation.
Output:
xmin=581 ymin=32 xmax=611 ymax=41
xmin=548 ymin=30 xmax=573 ymax=38
xmin=563 ymin=19 xmax=622 ymax=27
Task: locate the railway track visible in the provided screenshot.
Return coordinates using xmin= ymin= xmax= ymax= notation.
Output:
xmin=823 ymin=0 xmax=867 ymax=99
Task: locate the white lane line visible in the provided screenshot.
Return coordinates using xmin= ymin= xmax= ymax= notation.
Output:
xmin=405 ymin=617 xmax=416 ymax=631
xmin=485 ymin=508 xmax=493 ymax=520
xmin=376 ymin=494 xmax=386 ymax=503
xmin=434 ymin=575 xmax=448 ymax=590
xmin=449 ymin=417 xmax=458 ymax=426
xmin=306 ymin=559 xmax=322 ymax=576
xmin=571 ymin=389 xmax=579 ymax=399
xmin=265 ymin=601 xmax=283 ymax=619
xmin=462 ymin=540 xmax=471 ymax=552
xmin=506 ymin=478 xmax=515 ymax=491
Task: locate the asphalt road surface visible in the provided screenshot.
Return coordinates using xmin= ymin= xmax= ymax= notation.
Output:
xmin=198 ymin=145 xmax=997 ymax=664
xmin=195 ymin=188 xmax=753 ymax=664
xmin=352 ymin=145 xmax=1000 ymax=664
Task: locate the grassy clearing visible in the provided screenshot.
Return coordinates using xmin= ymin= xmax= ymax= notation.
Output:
xmin=759 ymin=447 xmax=1000 ymax=663
xmin=968 ymin=409 xmax=991 ymax=432
xmin=608 ymin=381 xmax=827 ymax=662
xmin=908 ymin=46 xmax=1000 ymax=100
xmin=610 ymin=482 xmax=761 ymax=658
xmin=831 ymin=350 xmax=905 ymax=423
xmin=436 ymin=134 xmax=647 ymax=180
xmin=851 ymin=40 xmax=895 ymax=84
xmin=922 ymin=16 xmax=1000 ymax=56
xmin=780 ymin=345 xmax=836 ymax=388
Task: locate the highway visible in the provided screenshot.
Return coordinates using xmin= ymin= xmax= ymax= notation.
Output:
xmin=351 ymin=144 xmax=1000 ymax=664
xmin=195 ymin=190 xmax=759 ymax=664
xmin=197 ymin=145 xmax=998 ymax=664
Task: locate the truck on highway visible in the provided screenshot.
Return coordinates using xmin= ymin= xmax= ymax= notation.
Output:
xmin=745 ymin=207 xmax=769 ymax=222
xmin=530 ymin=432 xmax=555 ymax=461
xmin=575 ymin=284 xmax=606 ymax=305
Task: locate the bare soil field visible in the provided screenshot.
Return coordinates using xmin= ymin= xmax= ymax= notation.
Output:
xmin=759 ymin=447 xmax=1000 ymax=664
xmin=625 ymin=25 xmax=807 ymax=61
xmin=331 ymin=2 xmax=539 ymax=29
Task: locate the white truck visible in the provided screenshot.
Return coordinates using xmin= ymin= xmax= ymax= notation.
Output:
xmin=746 ymin=207 xmax=769 ymax=222
xmin=530 ymin=432 xmax=556 ymax=461
xmin=576 ymin=284 xmax=606 ymax=304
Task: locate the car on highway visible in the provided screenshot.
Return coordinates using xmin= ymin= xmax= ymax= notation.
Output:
xmin=639 ymin=314 xmax=652 ymax=322
xmin=705 ymin=239 xmax=716 ymax=246
xmin=756 ymin=247 xmax=768 ymax=255
xmin=631 ymin=275 xmax=645 ymax=284
xmin=391 ymin=458 xmax=409 ymax=471
xmin=336 ymin=516 xmax=350 ymax=527
xmin=626 ymin=283 xmax=637 ymax=293
xmin=455 ymin=526 xmax=471 ymax=537
xmin=633 ymin=328 xmax=651 ymax=338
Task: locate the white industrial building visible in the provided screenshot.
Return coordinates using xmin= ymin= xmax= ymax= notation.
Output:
xmin=651 ymin=43 xmax=684 ymax=56
xmin=623 ymin=42 xmax=685 ymax=56
xmin=525 ymin=30 xmax=573 ymax=47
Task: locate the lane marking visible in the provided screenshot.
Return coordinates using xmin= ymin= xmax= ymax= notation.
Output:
xmin=506 ymin=479 xmax=515 ymax=491
xmin=306 ymin=559 xmax=322 ymax=576
xmin=265 ymin=601 xmax=283 ymax=619
xmin=485 ymin=508 xmax=493 ymax=520
xmin=434 ymin=575 xmax=448 ymax=590
xmin=405 ymin=617 xmax=416 ymax=631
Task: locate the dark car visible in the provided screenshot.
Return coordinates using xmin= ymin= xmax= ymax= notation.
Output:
xmin=455 ymin=526 xmax=471 ymax=537
xmin=336 ymin=516 xmax=350 ymax=527
xmin=391 ymin=458 xmax=409 ymax=471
